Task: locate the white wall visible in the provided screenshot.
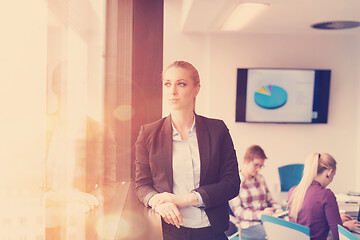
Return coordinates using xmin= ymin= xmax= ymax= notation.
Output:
xmin=356 ymin=35 xmax=360 ymax=192
xmin=164 ymin=1 xmax=360 ymax=194
xmin=209 ymin=34 xmax=359 ymax=194
xmin=163 ymin=0 xmax=211 ymax=117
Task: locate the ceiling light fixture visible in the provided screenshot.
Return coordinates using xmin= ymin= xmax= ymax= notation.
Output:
xmin=221 ymin=2 xmax=269 ymax=31
xmin=311 ymin=21 xmax=360 ymax=30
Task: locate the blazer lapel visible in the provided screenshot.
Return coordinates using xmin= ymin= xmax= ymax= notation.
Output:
xmin=160 ymin=115 xmax=173 ymax=192
xmin=195 ymin=114 xmax=210 ymax=186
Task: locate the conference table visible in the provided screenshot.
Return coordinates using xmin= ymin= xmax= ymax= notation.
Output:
xmin=273 ymin=192 xmax=360 ymax=238
xmin=113 ymin=182 xmax=163 ymax=240
xmin=45 ymin=187 xmax=360 ymax=239
xmin=337 ymin=193 xmax=360 ymax=238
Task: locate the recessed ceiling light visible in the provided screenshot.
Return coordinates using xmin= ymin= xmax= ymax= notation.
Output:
xmin=311 ymin=21 xmax=360 ymax=30
xmin=221 ymin=3 xmax=270 ymax=31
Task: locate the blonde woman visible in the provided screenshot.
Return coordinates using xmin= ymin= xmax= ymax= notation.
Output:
xmin=135 ymin=61 xmax=240 ymax=240
xmin=288 ymin=153 xmax=360 ymax=240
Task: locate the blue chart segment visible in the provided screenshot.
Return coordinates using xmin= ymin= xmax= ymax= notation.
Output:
xmin=254 ymin=85 xmax=287 ymax=109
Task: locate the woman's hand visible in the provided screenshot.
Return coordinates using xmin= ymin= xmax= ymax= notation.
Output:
xmin=154 ymin=202 xmax=183 ymax=228
xmin=340 ymin=213 xmax=353 ymax=223
xmin=149 ymin=192 xmax=175 ymax=209
xmin=343 ymin=220 xmax=360 ymax=230
xmin=149 ymin=192 xmax=199 ymax=209
xmin=173 ymin=193 xmax=199 ymax=208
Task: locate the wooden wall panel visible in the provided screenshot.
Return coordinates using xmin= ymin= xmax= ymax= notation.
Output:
xmin=105 ymin=0 xmax=163 ymax=182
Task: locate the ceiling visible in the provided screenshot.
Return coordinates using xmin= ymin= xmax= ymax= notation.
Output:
xmin=178 ymin=0 xmax=360 ymax=35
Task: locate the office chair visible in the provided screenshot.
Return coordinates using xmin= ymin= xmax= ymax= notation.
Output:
xmin=227 ymin=205 xmax=251 ymax=240
xmin=278 ymin=164 xmax=304 ymax=192
xmin=338 ymin=225 xmax=360 ymax=240
xmin=261 ymin=214 xmax=310 ymax=240
xmin=227 ymin=205 xmax=240 ymax=239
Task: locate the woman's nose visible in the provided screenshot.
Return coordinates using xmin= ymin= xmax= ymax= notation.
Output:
xmin=170 ymin=85 xmax=177 ymax=95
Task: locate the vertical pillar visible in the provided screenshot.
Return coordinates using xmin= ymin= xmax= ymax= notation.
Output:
xmin=105 ymin=0 xmax=163 ymax=182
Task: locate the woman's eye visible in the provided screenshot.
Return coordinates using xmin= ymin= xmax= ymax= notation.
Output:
xmin=178 ymin=82 xmax=186 ymax=87
xmin=164 ymin=82 xmax=171 ymax=87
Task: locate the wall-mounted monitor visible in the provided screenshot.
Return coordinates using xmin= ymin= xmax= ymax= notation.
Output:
xmin=236 ymin=68 xmax=331 ymax=123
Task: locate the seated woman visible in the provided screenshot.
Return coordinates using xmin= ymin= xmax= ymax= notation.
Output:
xmin=288 ymin=153 xmax=360 ymax=240
xmin=229 ymin=145 xmax=281 ymax=240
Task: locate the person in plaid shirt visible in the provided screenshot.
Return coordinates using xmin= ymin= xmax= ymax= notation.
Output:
xmin=229 ymin=145 xmax=281 ymax=240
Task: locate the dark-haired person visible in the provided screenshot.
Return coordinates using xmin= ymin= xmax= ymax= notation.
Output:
xmin=229 ymin=145 xmax=281 ymax=240
xmin=135 ymin=61 xmax=240 ymax=240
xmin=288 ymin=153 xmax=360 ymax=240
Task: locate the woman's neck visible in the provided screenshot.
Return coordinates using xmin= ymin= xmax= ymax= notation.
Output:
xmin=314 ymin=175 xmax=327 ymax=188
xmin=171 ymin=110 xmax=195 ymax=137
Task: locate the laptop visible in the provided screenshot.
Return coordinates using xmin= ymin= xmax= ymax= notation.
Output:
xmin=346 ymin=204 xmax=359 ymax=220
xmin=346 ymin=204 xmax=360 ymax=234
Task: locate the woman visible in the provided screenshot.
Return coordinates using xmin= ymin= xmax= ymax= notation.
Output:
xmin=288 ymin=153 xmax=360 ymax=240
xmin=229 ymin=145 xmax=281 ymax=240
xmin=135 ymin=61 xmax=240 ymax=240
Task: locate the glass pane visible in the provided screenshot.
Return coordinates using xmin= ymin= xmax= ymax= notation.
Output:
xmin=44 ymin=1 xmax=111 ymax=239
xmin=0 ymin=1 xmax=47 ymax=239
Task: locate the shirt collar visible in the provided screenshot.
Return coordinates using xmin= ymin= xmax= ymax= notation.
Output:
xmin=239 ymin=171 xmax=258 ymax=184
xmin=171 ymin=115 xmax=196 ymax=137
xmin=312 ymin=180 xmax=323 ymax=188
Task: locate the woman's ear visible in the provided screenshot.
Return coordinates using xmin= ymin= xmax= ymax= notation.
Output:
xmin=194 ymin=85 xmax=200 ymax=96
xmin=327 ymin=169 xmax=334 ymax=178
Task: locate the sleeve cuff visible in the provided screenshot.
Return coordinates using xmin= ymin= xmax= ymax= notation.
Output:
xmin=192 ymin=190 xmax=205 ymax=208
xmin=144 ymin=191 xmax=158 ymax=208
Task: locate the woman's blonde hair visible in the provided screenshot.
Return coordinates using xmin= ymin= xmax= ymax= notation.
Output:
xmin=162 ymin=61 xmax=200 ymax=87
xmin=288 ymin=152 xmax=337 ymax=221
xmin=162 ymin=61 xmax=200 ymax=111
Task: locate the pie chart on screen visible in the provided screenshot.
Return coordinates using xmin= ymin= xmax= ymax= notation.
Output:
xmin=254 ymin=85 xmax=287 ymax=109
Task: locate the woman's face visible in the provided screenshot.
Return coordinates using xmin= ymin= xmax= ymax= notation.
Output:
xmin=163 ymin=67 xmax=199 ymax=111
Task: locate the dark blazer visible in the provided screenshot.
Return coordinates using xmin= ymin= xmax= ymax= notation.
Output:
xmin=135 ymin=114 xmax=240 ymax=233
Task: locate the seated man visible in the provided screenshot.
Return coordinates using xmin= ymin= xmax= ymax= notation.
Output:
xmin=229 ymin=145 xmax=282 ymax=240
